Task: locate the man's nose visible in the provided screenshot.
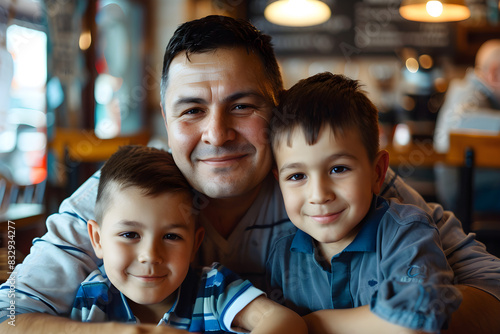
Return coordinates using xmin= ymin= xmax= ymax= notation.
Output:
xmin=201 ymin=109 xmax=236 ymax=146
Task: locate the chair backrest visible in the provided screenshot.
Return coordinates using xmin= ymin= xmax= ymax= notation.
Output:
xmin=0 ymin=172 xmax=46 ymax=217
xmin=447 ymin=131 xmax=500 ymax=168
xmin=446 ymin=131 xmax=500 ymax=233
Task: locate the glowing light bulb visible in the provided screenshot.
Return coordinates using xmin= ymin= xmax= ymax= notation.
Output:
xmin=426 ymin=1 xmax=443 ymax=17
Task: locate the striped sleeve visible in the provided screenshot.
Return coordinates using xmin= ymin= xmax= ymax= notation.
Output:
xmin=192 ymin=263 xmax=264 ymax=333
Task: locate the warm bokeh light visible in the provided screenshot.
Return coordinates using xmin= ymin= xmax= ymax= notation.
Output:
xmin=399 ymin=0 xmax=470 ymax=22
xmin=402 ymin=96 xmax=416 ymax=111
xmin=434 ymin=77 xmax=448 ymax=93
xmin=264 ymin=0 xmax=331 ymax=27
xmin=426 ymin=1 xmax=443 ymax=17
xmin=79 ymin=30 xmax=92 ymax=50
xmin=406 ymin=58 xmax=419 ymax=73
xmin=419 ymin=54 xmax=433 ymax=69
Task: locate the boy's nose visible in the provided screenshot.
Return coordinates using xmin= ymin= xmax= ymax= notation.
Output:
xmin=308 ymin=176 xmax=335 ymax=204
xmin=201 ymin=109 xmax=236 ymax=146
xmin=138 ymin=241 xmax=164 ymax=264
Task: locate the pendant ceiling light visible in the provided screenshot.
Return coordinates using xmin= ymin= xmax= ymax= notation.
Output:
xmin=399 ymin=0 xmax=470 ymax=22
xmin=264 ymin=0 xmax=331 ymax=27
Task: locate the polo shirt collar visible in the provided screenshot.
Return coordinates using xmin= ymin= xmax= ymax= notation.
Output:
xmin=290 ymin=195 xmax=389 ymax=255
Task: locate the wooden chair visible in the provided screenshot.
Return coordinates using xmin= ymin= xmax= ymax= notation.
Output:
xmin=446 ymin=131 xmax=500 ymax=256
xmin=48 ymin=128 xmax=150 ymax=195
xmin=0 ymin=173 xmax=46 ymax=281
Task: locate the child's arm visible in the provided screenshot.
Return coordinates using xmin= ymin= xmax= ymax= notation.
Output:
xmin=303 ymin=305 xmax=432 ymax=334
xmin=232 ymin=296 xmax=307 ymax=334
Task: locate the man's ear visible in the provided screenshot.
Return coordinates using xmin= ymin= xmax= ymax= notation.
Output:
xmin=160 ymin=103 xmax=167 ymax=124
xmin=160 ymin=104 xmax=170 ymax=147
xmin=88 ymin=220 xmax=104 ymax=259
xmin=372 ymin=150 xmax=389 ymax=195
xmin=190 ymin=226 xmax=205 ymax=263
xmin=272 ymin=167 xmax=279 ymax=181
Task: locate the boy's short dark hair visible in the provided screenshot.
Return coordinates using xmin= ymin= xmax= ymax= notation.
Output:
xmin=270 ymin=72 xmax=380 ymax=162
xmin=160 ymin=15 xmax=283 ymax=108
xmin=95 ymin=145 xmax=192 ymax=223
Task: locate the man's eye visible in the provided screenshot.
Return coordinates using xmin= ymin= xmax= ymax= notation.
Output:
xmin=120 ymin=232 xmax=140 ymax=239
xmin=164 ymin=234 xmax=181 ymax=241
xmin=331 ymin=166 xmax=348 ymax=174
xmin=233 ymin=104 xmax=255 ymax=114
xmin=288 ymin=173 xmax=306 ymax=181
xmin=184 ymin=109 xmax=201 ymax=115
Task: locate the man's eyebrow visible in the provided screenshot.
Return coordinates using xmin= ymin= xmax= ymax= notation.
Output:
xmin=173 ymin=91 xmax=266 ymax=108
xmin=222 ymin=91 xmax=267 ymax=103
xmin=173 ymin=97 xmax=207 ymax=107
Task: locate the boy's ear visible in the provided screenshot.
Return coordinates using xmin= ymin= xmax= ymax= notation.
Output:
xmin=372 ymin=150 xmax=389 ymax=195
xmin=88 ymin=220 xmax=104 ymax=259
xmin=190 ymin=226 xmax=205 ymax=263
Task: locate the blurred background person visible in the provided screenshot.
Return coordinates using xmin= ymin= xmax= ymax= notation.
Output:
xmin=434 ymin=39 xmax=500 ymax=214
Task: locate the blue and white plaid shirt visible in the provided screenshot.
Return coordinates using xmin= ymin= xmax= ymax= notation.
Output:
xmin=71 ymin=262 xmax=264 ymax=332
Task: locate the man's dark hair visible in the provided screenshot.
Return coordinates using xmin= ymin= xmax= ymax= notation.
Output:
xmin=271 ymin=72 xmax=380 ymax=162
xmin=95 ymin=145 xmax=192 ymax=223
xmin=160 ymin=15 xmax=283 ymax=108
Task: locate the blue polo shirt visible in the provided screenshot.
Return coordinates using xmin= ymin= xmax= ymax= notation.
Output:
xmin=266 ymin=196 xmax=462 ymax=332
xmin=71 ymin=263 xmax=264 ymax=332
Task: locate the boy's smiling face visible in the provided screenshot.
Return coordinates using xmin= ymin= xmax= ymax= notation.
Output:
xmin=88 ymin=187 xmax=203 ymax=306
xmin=274 ymin=125 xmax=387 ymax=256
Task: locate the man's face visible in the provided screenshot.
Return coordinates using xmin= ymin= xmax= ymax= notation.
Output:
xmin=162 ymin=48 xmax=275 ymax=199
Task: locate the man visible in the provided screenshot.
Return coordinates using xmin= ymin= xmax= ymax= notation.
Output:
xmin=1 ymin=16 xmax=499 ymax=334
xmin=434 ymin=39 xmax=500 ymax=214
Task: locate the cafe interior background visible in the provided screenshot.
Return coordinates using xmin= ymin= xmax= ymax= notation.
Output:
xmin=1 ymin=0 xmax=500 ymax=278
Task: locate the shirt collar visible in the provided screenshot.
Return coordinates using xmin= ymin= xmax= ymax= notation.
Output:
xmin=290 ymin=195 xmax=389 ymax=255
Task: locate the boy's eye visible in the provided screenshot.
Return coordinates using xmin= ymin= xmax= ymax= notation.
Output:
xmin=287 ymin=173 xmax=306 ymax=181
xmin=120 ymin=232 xmax=140 ymax=239
xmin=164 ymin=234 xmax=181 ymax=241
xmin=331 ymin=166 xmax=348 ymax=174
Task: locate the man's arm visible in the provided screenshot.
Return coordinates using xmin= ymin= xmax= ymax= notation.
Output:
xmin=443 ymin=285 xmax=500 ymax=334
xmin=303 ymin=288 xmax=500 ymax=334
xmin=382 ymin=170 xmax=500 ymax=295
xmin=233 ymin=296 xmax=307 ymax=334
xmin=0 ymin=173 xmax=101 ymax=319
xmin=0 ymin=313 xmax=190 ymax=334
xmin=303 ymin=305 xmax=428 ymax=334
xmin=381 ymin=169 xmax=500 ymax=333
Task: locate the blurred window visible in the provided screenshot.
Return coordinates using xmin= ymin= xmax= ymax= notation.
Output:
xmin=1 ymin=22 xmax=47 ymax=185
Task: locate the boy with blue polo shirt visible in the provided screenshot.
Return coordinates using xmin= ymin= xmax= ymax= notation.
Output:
xmin=70 ymin=145 xmax=306 ymax=333
xmin=267 ymin=73 xmax=462 ymax=334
